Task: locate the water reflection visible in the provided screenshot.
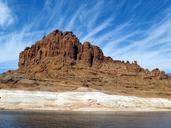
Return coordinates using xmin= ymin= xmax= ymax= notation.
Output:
xmin=0 ymin=111 xmax=171 ymax=128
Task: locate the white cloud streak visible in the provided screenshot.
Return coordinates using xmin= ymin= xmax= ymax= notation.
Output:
xmin=0 ymin=0 xmax=171 ymax=73
xmin=0 ymin=30 xmax=44 ymax=63
xmin=104 ymin=8 xmax=171 ymax=72
xmin=81 ymin=17 xmax=113 ymax=42
xmin=0 ymin=0 xmax=14 ymax=27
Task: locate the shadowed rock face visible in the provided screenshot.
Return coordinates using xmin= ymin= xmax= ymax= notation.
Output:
xmin=18 ymin=29 xmax=168 ymax=80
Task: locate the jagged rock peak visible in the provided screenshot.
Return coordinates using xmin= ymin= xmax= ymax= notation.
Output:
xmin=18 ymin=29 xmax=104 ymax=73
xmin=18 ymin=29 xmax=168 ymax=80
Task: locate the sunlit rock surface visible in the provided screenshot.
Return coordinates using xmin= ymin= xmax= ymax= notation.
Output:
xmin=0 ymin=89 xmax=171 ymax=111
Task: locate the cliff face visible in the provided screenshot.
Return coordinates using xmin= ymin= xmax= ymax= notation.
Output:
xmin=18 ymin=29 xmax=168 ymax=80
xmin=19 ymin=30 xmax=104 ymax=77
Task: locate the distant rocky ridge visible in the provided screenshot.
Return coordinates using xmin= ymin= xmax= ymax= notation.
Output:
xmin=0 ymin=29 xmax=171 ymax=98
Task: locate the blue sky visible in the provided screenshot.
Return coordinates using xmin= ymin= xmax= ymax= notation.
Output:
xmin=0 ymin=0 xmax=171 ymax=73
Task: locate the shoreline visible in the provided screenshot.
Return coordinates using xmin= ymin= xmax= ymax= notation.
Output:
xmin=1 ymin=109 xmax=171 ymax=114
xmin=0 ymin=89 xmax=171 ymax=111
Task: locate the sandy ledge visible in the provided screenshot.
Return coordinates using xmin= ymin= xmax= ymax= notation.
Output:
xmin=0 ymin=88 xmax=171 ymax=111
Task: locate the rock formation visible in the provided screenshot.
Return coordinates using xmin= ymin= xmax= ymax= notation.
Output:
xmin=0 ymin=29 xmax=171 ymax=98
xmin=18 ymin=29 xmax=168 ymax=80
xmin=19 ymin=30 xmax=104 ymax=74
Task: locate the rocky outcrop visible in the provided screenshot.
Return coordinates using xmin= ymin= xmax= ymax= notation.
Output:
xmin=18 ymin=30 xmax=104 ymax=75
xmin=0 ymin=29 xmax=171 ymax=98
xmin=18 ymin=29 xmax=168 ymax=81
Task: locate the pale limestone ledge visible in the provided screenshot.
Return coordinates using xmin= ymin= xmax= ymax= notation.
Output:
xmin=0 ymin=89 xmax=171 ymax=111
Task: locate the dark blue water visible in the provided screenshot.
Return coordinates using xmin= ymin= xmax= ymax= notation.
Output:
xmin=0 ymin=68 xmax=15 ymax=74
xmin=0 ymin=69 xmax=6 ymax=74
xmin=0 ymin=111 xmax=171 ymax=128
xmin=0 ymin=60 xmax=18 ymax=74
xmin=0 ymin=68 xmax=17 ymax=74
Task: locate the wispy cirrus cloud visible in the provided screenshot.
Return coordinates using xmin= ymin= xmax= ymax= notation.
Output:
xmin=0 ymin=0 xmax=15 ymax=28
xmin=0 ymin=30 xmax=44 ymax=63
xmin=106 ymin=7 xmax=171 ymax=71
xmin=0 ymin=0 xmax=171 ymax=73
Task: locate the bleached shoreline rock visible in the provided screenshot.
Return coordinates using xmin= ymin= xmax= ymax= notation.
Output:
xmin=0 ymin=89 xmax=171 ymax=111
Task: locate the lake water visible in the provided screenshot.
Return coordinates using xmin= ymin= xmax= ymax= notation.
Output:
xmin=0 ymin=111 xmax=171 ymax=128
xmin=0 ymin=60 xmax=18 ymax=74
xmin=0 ymin=68 xmax=13 ymax=74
